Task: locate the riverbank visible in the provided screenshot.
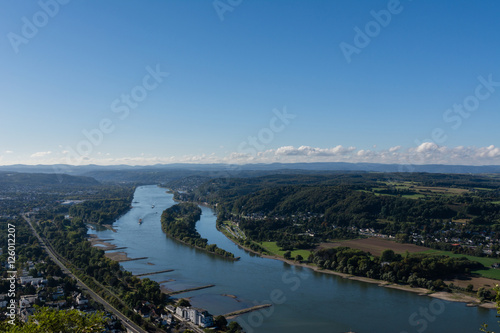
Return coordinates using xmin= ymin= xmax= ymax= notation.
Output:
xmin=88 ymin=235 xmax=135 ymax=262
xmin=164 ymin=232 xmax=241 ymax=261
xmin=222 ymin=232 xmax=497 ymax=310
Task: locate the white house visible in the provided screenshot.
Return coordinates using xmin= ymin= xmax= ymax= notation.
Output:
xmin=19 ymin=295 xmax=37 ymax=308
xmin=175 ymin=306 xmax=214 ymax=327
xmin=175 ymin=306 xmax=188 ymax=319
xmin=187 ymin=308 xmax=214 ymax=327
xmin=19 ymin=276 xmax=44 ymax=286
xmin=75 ymin=293 xmax=88 ymax=306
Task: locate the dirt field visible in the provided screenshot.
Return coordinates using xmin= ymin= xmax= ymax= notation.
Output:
xmin=445 ymin=275 xmax=499 ymax=291
xmin=319 ymin=237 xmax=429 ymax=256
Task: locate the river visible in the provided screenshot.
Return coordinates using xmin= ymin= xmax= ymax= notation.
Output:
xmin=88 ymin=185 xmax=498 ymax=333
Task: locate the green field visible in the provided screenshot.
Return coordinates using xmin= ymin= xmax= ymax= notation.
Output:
xmin=402 ymin=194 xmax=426 ymax=199
xmin=422 ymin=249 xmax=500 ymax=280
xmin=261 ymin=241 xmax=312 ymax=260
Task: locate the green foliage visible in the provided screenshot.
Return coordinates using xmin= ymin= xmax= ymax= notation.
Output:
xmin=0 ymin=307 xmax=106 ymax=332
xmin=214 ymin=315 xmax=228 ymax=329
xmin=480 ymin=285 xmax=500 ymax=332
xmin=177 ymin=298 xmax=191 ymax=307
xmin=161 ymin=203 xmax=236 ymax=259
xmin=311 ymin=247 xmax=483 ymax=289
xmin=38 ymin=192 xmax=166 ymax=313
xmin=69 ymin=190 xmax=133 ymax=225
xmin=381 ymin=249 xmax=400 ymax=262
xmin=185 ymin=173 xmax=500 ymax=263
xmin=227 ymin=321 xmax=244 ymax=332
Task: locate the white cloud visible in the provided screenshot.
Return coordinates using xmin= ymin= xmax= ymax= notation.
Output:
xmin=5 ymin=150 xmax=13 ymax=154
xmin=389 ymin=146 xmax=401 ymax=153
xmin=414 ymin=142 xmax=438 ymax=153
xmin=275 ymin=145 xmax=356 ymax=157
xmin=30 ymin=151 xmax=52 ymax=158
xmin=4 ymin=144 xmax=500 ymax=166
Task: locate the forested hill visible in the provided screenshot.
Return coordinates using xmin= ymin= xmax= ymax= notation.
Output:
xmin=0 ymin=172 xmax=99 ymax=186
xmin=174 ymin=173 xmax=500 ymax=253
xmin=184 ymin=172 xmax=500 ymax=205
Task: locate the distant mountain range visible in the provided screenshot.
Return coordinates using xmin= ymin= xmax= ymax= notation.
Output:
xmin=1 ymin=162 xmax=500 ymax=175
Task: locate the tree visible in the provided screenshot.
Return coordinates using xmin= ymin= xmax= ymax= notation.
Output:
xmin=480 ymin=285 xmax=500 ymax=332
xmin=295 ymin=254 xmax=303 ymax=262
xmin=177 ymin=298 xmax=191 ymax=307
xmin=283 ymin=251 xmax=291 ymax=260
xmin=478 ymin=287 xmax=491 ymax=301
xmin=381 ymin=249 xmax=396 ymax=262
xmin=0 ymin=307 xmax=106 ymax=332
xmin=228 ymin=320 xmax=244 ymax=332
xmin=214 ymin=315 xmax=228 ymax=329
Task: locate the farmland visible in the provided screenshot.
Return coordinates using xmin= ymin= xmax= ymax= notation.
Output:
xmin=319 ymin=237 xmax=429 ymax=257
xmin=319 ymin=237 xmax=500 ymax=281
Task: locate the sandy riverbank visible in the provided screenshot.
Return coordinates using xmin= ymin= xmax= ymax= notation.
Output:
xmin=88 ymin=235 xmax=134 ymax=261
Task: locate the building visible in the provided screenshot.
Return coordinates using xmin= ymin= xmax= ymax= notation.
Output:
xmin=75 ymin=293 xmax=88 ymax=306
xmin=19 ymin=295 xmax=38 ymax=308
xmin=175 ymin=306 xmax=214 ymax=328
xmin=19 ymin=276 xmax=45 ymax=286
xmin=193 ymin=309 xmax=214 ymax=328
xmin=175 ymin=306 xmax=188 ymax=319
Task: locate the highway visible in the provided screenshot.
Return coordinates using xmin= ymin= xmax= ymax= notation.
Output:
xmin=22 ymin=214 xmax=147 ymax=333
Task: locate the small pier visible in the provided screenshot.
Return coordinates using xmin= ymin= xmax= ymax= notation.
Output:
xmin=224 ymin=304 xmax=273 ymax=319
xmin=134 ymin=269 xmax=174 ymax=277
xmin=106 ymin=247 xmax=127 ymax=251
xmin=166 ymin=284 xmax=215 ymax=295
xmin=116 ymin=257 xmax=148 ymax=262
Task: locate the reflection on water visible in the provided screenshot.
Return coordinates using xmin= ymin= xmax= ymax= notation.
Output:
xmin=88 ymin=185 xmax=498 ymax=333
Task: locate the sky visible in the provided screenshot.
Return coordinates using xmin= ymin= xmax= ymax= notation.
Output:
xmin=1 ymin=0 xmax=500 ymax=166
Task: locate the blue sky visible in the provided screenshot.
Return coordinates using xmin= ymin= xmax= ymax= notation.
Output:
xmin=1 ymin=0 xmax=500 ymax=166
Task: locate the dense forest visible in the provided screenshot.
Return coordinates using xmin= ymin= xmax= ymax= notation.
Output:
xmin=69 ymin=198 xmax=132 ymax=225
xmin=65 ymin=185 xmax=134 ymax=225
xmin=161 ymin=203 xmax=237 ymax=259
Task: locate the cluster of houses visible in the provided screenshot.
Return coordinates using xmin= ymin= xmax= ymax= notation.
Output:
xmin=132 ymin=301 xmax=175 ymax=327
xmin=0 ymin=260 xmax=123 ymax=332
xmin=0 ymin=260 xmax=93 ymax=322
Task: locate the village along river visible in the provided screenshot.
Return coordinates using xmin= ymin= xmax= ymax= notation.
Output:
xmin=87 ymin=185 xmax=498 ymax=332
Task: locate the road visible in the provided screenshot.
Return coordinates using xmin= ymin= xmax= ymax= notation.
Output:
xmin=22 ymin=214 xmax=147 ymax=333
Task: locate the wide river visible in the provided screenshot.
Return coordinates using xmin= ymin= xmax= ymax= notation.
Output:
xmin=88 ymin=185 xmax=498 ymax=333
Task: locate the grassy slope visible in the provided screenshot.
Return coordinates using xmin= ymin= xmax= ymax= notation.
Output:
xmin=260 ymin=241 xmax=312 ymax=260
